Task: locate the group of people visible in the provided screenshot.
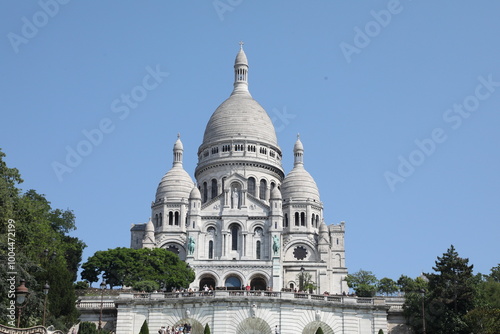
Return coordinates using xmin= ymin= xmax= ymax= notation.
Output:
xmin=158 ymin=323 xmax=191 ymax=334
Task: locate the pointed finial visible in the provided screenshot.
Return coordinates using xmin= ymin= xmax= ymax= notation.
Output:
xmin=177 ymin=133 xmax=180 ymax=139
xmin=297 ymin=133 xmax=300 ymax=140
xmin=239 ymin=41 xmax=244 ymax=50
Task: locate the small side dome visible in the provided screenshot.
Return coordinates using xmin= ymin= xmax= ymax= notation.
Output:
xmin=190 ymin=186 xmax=201 ymax=200
xmin=156 ymin=168 xmax=194 ymax=201
xmin=156 ymin=136 xmax=194 ymax=201
xmin=282 ymin=136 xmax=320 ymax=202
xmin=281 ymin=166 xmax=320 ymax=202
xmin=319 ymin=222 xmax=328 ymax=233
xmin=145 ymin=218 xmax=154 ymax=232
xmin=270 ymin=186 xmax=282 ymax=200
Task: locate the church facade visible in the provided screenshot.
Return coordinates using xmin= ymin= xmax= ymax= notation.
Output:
xmin=130 ymin=45 xmax=348 ymax=295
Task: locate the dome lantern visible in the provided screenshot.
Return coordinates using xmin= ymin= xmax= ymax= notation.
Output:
xmin=233 ymin=41 xmax=249 ymax=95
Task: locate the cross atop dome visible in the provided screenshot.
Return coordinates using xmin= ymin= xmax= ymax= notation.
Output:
xmin=239 ymin=41 xmax=244 ymax=49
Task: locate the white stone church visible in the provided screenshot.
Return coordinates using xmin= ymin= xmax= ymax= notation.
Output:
xmin=131 ymin=44 xmax=348 ymax=295
xmin=113 ymin=45 xmax=407 ymax=334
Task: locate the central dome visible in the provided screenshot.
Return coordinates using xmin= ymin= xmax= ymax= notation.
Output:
xmin=199 ymin=45 xmax=279 ymax=151
xmin=201 ymin=93 xmax=278 ymax=147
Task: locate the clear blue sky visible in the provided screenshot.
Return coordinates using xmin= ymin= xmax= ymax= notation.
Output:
xmin=2 ymin=1 xmax=499 ymax=282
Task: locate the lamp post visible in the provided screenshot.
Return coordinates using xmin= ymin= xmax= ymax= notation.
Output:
xmin=16 ymin=279 xmax=30 ymax=328
xmin=420 ymin=289 xmax=426 ymax=334
xmin=98 ymin=281 xmax=106 ymax=330
xmin=42 ymin=282 xmax=50 ymax=327
xmin=299 ymin=266 xmax=305 ymax=292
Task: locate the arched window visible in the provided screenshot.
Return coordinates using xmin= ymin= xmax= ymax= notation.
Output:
xmin=301 ymin=212 xmax=305 ymax=226
xmin=155 ymin=214 xmax=158 ymax=227
xmin=209 ymin=241 xmax=213 ymax=259
xmin=211 ymin=179 xmax=217 ymax=199
xmin=231 ymin=224 xmax=239 ymax=250
xmin=168 ymin=211 xmax=173 ymax=225
xmin=159 ymin=213 xmax=163 ymax=226
xmin=225 ymin=276 xmax=241 ymax=290
xmin=248 ymin=177 xmax=256 ymax=196
xmin=284 ymin=213 xmax=288 ymax=227
xmin=256 ymin=241 xmax=261 ymax=259
xmin=174 ymin=212 xmax=179 ymax=226
xmin=271 ymin=182 xmax=275 ymax=190
xmin=222 ymin=177 xmax=226 ymax=192
xmin=259 ymin=179 xmax=267 ymax=200
xmin=316 ymin=215 xmax=319 ymax=228
xmin=203 ymin=182 xmax=208 ymax=203
xmin=311 ymin=214 xmax=315 ymax=227
xmin=294 ymin=212 xmax=299 ymax=226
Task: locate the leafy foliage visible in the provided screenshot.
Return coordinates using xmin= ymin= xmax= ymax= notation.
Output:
xmin=377 ymin=277 xmax=398 ymax=296
xmin=78 ymin=322 xmax=98 ymax=334
xmin=81 ymin=247 xmax=195 ymax=289
xmin=204 ymin=323 xmax=210 ymax=334
xmin=464 ymin=307 xmax=500 ymax=334
xmin=0 ymin=149 xmax=86 ymax=329
xmin=397 ymin=275 xmax=427 ymax=294
xmin=295 ymin=271 xmax=317 ymax=293
xmin=132 ymin=280 xmax=160 ymax=293
xmin=315 ymin=327 xmax=324 ymax=334
xmin=345 ymin=269 xmax=378 ymax=297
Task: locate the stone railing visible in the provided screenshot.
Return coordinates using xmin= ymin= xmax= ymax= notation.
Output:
xmin=76 ymin=301 xmax=116 ymax=309
xmin=110 ymin=290 xmax=385 ymax=306
xmin=75 ymin=291 xmax=403 ymax=311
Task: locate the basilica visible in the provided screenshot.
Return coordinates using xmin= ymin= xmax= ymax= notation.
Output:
xmin=131 ymin=44 xmax=348 ymax=295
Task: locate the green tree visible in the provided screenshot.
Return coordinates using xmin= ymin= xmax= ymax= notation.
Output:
xmin=139 ymin=320 xmax=149 ymax=334
xmin=377 ymin=277 xmax=398 ymax=296
xmin=315 ymin=327 xmax=324 ymax=334
xmin=0 ymin=149 xmax=85 ymax=330
xmin=404 ymin=245 xmax=475 ymax=334
xmin=378 ymin=330 xmax=384 ymax=334
xmin=345 ymin=269 xmax=378 ymax=297
xmin=295 ymin=272 xmax=317 ymax=293
xmin=204 ymin=323 xmax=210 ymax=334
xmin=82 ymin=247 xmax=195 ymax=289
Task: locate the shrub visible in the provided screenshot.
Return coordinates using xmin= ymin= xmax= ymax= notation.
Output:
xmin=139 ymin=320 xmax=149 ymax=334
xmin=133 ymin=280 xmax=160 ymax=293
xmin=78 ymin=322 xmax=98 ymax=334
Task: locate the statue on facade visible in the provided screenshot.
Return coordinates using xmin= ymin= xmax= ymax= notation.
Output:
xmin=272 ymin=235 xmax=280 ymax=255
xmin=231 ymin=188 xmax=239 ymax=208
xmin=188 ymin=236 xmax=195 ymax=255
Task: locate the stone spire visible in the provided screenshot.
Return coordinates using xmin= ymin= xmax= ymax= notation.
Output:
xmin=232 ymin=42 xmax=249 ymax=95
xmin=293 ymin=134 xmax=304 ymax=166
xmin=173 ymin=133 xmax=183 ymax=166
